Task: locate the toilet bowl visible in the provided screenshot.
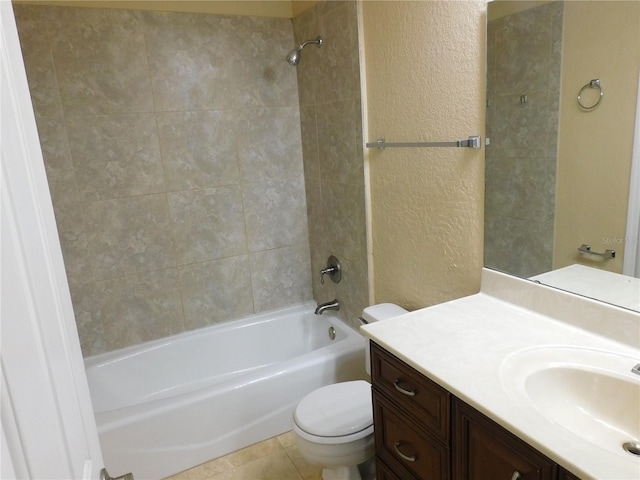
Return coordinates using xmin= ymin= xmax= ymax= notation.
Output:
xmin=291 ymin=303 xmax=408 ymax=480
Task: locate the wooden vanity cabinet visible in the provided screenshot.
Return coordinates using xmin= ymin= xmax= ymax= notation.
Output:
xmin=559 ymin=469 xmax=581 ymax=480
xmin=370 ymin=342 xmax=579 ymax=480
xmin=371 ymin=342 xmax=450 ymax=480
xmin=454 ymin=399 xmax=557 ymax=480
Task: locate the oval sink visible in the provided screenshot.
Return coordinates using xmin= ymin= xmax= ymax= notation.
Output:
xmin=501 ymin=346 xmax=640 ymax=457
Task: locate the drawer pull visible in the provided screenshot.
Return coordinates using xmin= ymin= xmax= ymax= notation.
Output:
xmin=511 ymin=472 xmax=523 ymax=480
xmin=393 ymin=379 xmax=416 ymax=396
xmin=394 ymin=441 xmax=417 ymax=462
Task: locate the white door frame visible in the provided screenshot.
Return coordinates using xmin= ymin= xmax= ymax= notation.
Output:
xmin=623 ymin=69 xmax=640 ymax=278
xmin=1 ymin=2 xmax=104 ymax=478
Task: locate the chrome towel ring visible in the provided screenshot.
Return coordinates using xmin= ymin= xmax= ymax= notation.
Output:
xmin=577 ymin=78 xmax=603 ymax=110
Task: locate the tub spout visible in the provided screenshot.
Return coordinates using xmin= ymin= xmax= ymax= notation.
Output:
xmin=315 ymin=299 xmax=340 ymax=315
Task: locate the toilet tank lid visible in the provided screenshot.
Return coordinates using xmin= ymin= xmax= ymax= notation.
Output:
xmin=293 ymin=380 xmax=372 ymax=438
xmin=361 ymin=303 xmax=408 ymax=324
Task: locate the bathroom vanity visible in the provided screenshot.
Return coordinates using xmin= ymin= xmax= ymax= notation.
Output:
xmin=361 ymin=268 xmax=640 ymax=480
xmin=371 ymin=341 xmax=578 ymax=480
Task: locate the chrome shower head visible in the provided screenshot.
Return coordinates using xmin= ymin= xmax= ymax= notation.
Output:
xmin=286 ymin=36 xmax=322 ymax=66
xmin=286 ymin=49 xmax=301 ymax=66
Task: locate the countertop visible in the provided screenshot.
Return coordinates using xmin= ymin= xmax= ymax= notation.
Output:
xmin=532 ymin=264 xmax=640 ymax=312
xmin=361 ymin=268 xmax=640 ymax=480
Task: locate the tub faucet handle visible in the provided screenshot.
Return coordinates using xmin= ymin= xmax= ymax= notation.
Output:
xmin=320 ymin=255 xmax=341 ymax=285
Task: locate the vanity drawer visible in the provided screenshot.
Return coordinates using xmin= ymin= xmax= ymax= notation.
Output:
xmin=370 ymin=342 xmax=450 ymax=443
xmin=374 ymin=391 xmax=450 ymax=480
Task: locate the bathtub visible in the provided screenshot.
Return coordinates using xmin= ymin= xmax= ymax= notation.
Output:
xmin=84 ymin=302 xmax=366 ymax=479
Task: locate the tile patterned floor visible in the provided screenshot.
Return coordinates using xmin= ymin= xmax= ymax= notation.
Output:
xmin=163 ymin=431 xmax=323 ymax=480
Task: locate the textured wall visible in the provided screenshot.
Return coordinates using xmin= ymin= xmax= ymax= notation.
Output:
xmin=293 ymin=1 xmax=369 ymax=327
xmin=15 ymin=4 xmax=312 ymax=356
xmin=554 ymin=1 xmax=640 ymax=273
xmin=361 ymin=1 xmax=485 ymax=310
xmin=485 ymin=2 xmax=563 ymax=278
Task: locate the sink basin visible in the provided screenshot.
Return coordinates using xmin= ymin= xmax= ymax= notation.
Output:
xmin=501 ymin=346 xmax=640 ymax=457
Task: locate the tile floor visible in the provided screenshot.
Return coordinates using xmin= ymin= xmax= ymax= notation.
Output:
xmin=163 ymin=431 xmax=323 ymax=480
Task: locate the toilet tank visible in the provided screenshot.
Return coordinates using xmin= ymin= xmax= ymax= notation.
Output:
xmin=361 ymin=303 xmax=408 ymax=375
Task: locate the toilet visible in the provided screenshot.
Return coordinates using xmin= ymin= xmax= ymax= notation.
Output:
xmin=291 ymin=303 xmax=408 ymax=480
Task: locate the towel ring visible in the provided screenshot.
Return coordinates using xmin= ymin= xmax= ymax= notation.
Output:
xmin=577 ymin=79 xmax=603 ymax=110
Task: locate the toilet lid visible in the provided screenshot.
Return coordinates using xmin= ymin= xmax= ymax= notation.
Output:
xmin=293 ymin=380 xmax=372 ymax=438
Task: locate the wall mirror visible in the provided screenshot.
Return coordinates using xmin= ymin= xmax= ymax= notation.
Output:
xmin=484 ymin=0 xmax=640 ymax=311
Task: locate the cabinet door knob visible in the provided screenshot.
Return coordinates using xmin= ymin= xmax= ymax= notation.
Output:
xmin=394 ymin=441 xmax=417 ymax=462
xmin=511 ymin=472 xmax=523 ymax=480
xmin=393 ymin=378 xmax=416 ymax=396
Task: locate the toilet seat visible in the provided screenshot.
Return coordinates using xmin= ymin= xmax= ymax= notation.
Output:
xmin=293 ymin=380 xmax=373 ymax=444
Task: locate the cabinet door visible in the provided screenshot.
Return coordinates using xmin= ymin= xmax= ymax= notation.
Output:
xmin=454 ymin=400 xmax=557 ymax=480
xmin=559 ymin=468 xmax=581 ymax=480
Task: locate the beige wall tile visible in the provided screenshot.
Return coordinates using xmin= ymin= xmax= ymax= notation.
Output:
xmin=293 ymin=0 xmax=369 ymax=321
xmin=179 ymin=256 xmax=254 ymax=329
xmin=15 ymin=21 xmax=63 ymax=119
xmin=35 ymin=117 xmax=78 ymax=206
xmin=73 ymin=292 xmax=107 ymax=357
xmin=303 ymin=178 xmax=322 ymax=247
xmin=299 ymin=105 xmax=319 ymax=180
xmin=485 ymin=3 xmax=561 ymax=278
xmin=293 ymin=19 xmax=320 ymax=107
xmin=237 ymin=108 xmax=304 ymax=183
xmin=83 ymin=195 xmax=176 ymax=281
xmin=316 ymin=98 xmax=363 ymax=186
xmin=315 ymin=2 xmax=360 ymax=104
xmin=51 ymin=201 xmax=92 ymax=291
xmin=145 ymin=25 xmax=246 ymax=111
xmin=168 ymin=187 xmax=247 ymax=265
xmin=242 ymin=177 xmax=308 ymax=252
xmin=89 ymin=268 xmax=185 ymax=351
xmin=250 ymin=244 xmax=312 ymax=312
xmin=239 ymin=29 xmax=300 ymax=108
xmin=66 ymin=113 xmax=165 ymax=200
xmin=319 ymin=181 xmax=366 ymax=261
xmin=17 ymin=4 xmax=311 ymax=354
xmin=49 ymin=23 xmax=154 ymax=114
xmin=156 ymin=110 xmax=241 ymax=191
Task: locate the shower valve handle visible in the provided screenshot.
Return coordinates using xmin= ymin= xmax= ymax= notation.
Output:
xmin=319 ymin=255 xmax=341 ymax=285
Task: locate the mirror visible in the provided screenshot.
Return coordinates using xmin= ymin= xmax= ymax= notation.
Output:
xmin=485 ymin=0 xmax=640 ymax=311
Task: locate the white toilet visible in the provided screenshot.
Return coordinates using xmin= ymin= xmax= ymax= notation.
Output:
xmin=291 ymin=303 xmax=408 ymax=480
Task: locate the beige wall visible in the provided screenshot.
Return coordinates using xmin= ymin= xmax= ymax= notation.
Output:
xmin=292 ymin=1 xmax=319 ymax=17
xmin=554 ymin=1 xmax=640 ymax=273
xmin=361 ymin=1 xmax=486 ymax=310
xmin=13 ymin=0 xmax=293 ymax=18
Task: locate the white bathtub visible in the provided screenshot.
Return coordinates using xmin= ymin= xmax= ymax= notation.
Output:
xmin=84 ymin=302 xmax=366 ymax=479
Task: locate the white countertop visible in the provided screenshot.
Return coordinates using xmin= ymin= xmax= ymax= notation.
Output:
xmin=532 ymin=264 xmax=640 ymax=312
xmin=361 ymin=268 xmax=640 ymax=480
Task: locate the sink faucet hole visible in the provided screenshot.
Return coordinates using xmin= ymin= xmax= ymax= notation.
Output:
xmin=622 ymin=442 xmax=640 ymax=456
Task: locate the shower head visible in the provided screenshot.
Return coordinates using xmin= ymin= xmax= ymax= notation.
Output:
xmin=286 ymin=36 xmax=323 ymax=66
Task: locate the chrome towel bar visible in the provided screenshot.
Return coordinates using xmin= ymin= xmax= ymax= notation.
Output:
xmin=366 ymin=135 xmax=481 ymax=150
xmin=577 ymin=244 xmax=615 ymax=259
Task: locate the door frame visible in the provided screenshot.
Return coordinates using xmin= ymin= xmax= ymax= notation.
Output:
xmin=1 ymin=2 xmax=103 ymax=478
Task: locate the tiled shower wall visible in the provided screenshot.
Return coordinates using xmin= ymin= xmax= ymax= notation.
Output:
xmin=485 ymin=2 xmax=563 ymax=278
xmin=14 ymin=4 xmax=312 ymax=356
xmin=293 ymin=1 xmax=369 ymax=328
